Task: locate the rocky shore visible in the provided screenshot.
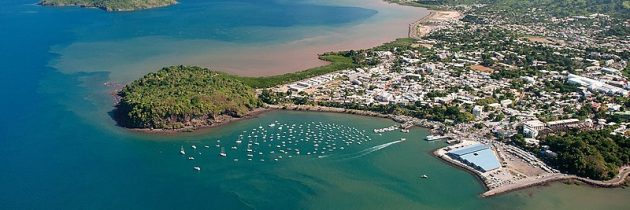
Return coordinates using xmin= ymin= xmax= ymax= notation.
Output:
xmin=125 ymin=108 xmax=272 ymax=135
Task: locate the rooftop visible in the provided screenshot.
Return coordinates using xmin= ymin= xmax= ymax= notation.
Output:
xmin=449 ymin=143 xmax=501 ymax=172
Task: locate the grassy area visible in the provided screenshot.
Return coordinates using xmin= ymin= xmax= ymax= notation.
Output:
xmin=229 ymin=53 xmax=357 ymax=89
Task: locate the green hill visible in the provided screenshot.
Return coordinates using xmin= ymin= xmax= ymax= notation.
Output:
xmin=39 ymin=0 xmax=177 ymax=11
xmin=115 ymin=66 xmax=259 ymax=129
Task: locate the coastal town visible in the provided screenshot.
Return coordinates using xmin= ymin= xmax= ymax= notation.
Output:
xmin=259 ymin=2 xmax=630 ymax=196
xmin=9 ymin=0 xmax=630 ymax=209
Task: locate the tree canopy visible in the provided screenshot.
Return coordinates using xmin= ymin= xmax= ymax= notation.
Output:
xmin=544 ymin=129 xmax=630 ymax=180
xmin=116 ymin=66 xmax=259 ymax=129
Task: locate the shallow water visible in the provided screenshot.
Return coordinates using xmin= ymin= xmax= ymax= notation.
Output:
xmin=1 ymin=0 xmax=630 ymax=209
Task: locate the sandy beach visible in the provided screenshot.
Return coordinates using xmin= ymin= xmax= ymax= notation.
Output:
xmin=409 ymin=10 xmax=462 ymax=38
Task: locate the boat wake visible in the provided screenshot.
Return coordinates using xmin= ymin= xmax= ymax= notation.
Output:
xmin=337 ymin=139 xmax=405 ymax=161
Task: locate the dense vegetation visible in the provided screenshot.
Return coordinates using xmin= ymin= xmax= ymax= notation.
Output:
xmin=115 ymin=66 xmax=259 ymax=129
xmin=543 ymin=129 xmax=630 ymax=180
xmin=40 ymin=0 xmax=176 ymax=11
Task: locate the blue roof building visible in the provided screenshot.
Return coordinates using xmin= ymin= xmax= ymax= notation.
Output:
xmin=448 ymin=143 xmax=501 ymax=172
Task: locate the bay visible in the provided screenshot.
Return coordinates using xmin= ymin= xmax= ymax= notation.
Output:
xmin=0 ymin=0 xmax=629 ymax=209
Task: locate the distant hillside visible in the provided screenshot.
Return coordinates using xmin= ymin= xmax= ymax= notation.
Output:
xmin=39 ymin=0 xmax=177 ymax=11
xmin=393 ymin=0 xmax=630 ymax=18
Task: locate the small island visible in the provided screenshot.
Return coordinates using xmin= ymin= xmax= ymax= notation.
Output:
xmin=39 ymin=0 xmax=177 ymax=12
xmin=114 ymin=66 xmax=260 ymax=130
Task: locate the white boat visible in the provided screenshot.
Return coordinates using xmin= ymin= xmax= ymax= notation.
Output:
xmin=425 ymin=135 xmax=449 ymax=141
xmin=188 ymin=157 xmax=195 ymax=160
xmin=269 ymin=123 xmax=276 ymax=127
xmin=180 ymin=146 xmax=186 ymax=155
xmin=193 ymin=166 xmax=201 ymax=171
xmin=421 ymin=174 xmax=428 ymax=179
xmin=191 ymin=145 xmax=197 ymax=150
xmin=219 ymin=147 xmax=227 ymax=157
xmin=236 ymin=140 xmax=242 ymax=144
xmin=401 ymin=138 xmax=407 ymax=141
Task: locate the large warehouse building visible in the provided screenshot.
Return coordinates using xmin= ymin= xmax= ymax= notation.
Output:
xmin=447 ymin=144 xmax=501 ymax=172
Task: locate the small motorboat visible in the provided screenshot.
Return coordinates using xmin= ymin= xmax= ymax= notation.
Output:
xmin=219 ymin=147 xmax=227 ymax=157
xmin=193 ymin=166 xmax=201 ymax=171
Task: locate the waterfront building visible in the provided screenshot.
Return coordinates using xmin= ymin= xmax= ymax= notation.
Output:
xmin=447 ymin=144 xmax=501 ymax=172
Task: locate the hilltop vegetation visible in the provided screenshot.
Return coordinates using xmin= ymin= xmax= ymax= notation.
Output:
xmin=40 ymin=0 xmax=177 ymax=11
xmin=390 ymin=0 xmax=630 ymax=18
xmin=543 ymin=129 xmax=630 ymax=180
xmin=115 ymin=66 xmax=259 ymax=129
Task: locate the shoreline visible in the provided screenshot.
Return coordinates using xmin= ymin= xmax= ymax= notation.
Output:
xmin=52 ymin=0 xmax=429 ymax=80
xmin=126 ymin=103 xmax=431 ymax=135
xmin=433 ymin=144 xmax=630 ymax=198
xmin=38 ymin=1 xmax=178 ymax=12
xmin=125 ymin=108 xmax=274 ymax=135
xmin=408 ymin=10 xmax=462 ymax=38
xmin=104 ymin=0 xmax=627 ymax=198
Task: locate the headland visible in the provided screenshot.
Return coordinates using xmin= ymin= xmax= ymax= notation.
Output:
xmin=39 ymin=0 xmax=177 ymax=11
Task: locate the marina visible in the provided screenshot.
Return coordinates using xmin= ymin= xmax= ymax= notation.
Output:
xmin=179 ymin=120 xmax=400 ymax=163
xmin=2 ymin=0 xmax=630 ymax=209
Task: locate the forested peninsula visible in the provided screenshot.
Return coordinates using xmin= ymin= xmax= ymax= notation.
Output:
xmin=114 ymin=66 xmax=259 ymax=130
xmin=113 ymin=49 xmax=362 ymax=131
xmin=39 ymin=0 xmax=177 ymax=11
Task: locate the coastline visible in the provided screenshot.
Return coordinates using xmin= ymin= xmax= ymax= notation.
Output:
xmin=125 ymin=108 xmax=274 ymax=135
xmin=38 ymin=1 xmax=178 ymax=12
xmin=102 ymin=0 xmax=628 ymax=198
xmin=51 ymin=0 xmax=429 ymax=81
xmin=126 ymin=103 xmax=432 ymax=135
xmin=433 ymin=144 xmax=630 ymax=198
xmin=409 ymin=10 xmax=463 ymax=38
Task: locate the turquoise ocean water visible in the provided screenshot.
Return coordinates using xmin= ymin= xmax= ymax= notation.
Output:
xmin=1 ymin=0 xmax=629 ymax=209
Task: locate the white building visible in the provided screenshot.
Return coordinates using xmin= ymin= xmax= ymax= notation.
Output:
xmin=375 ymin=92 xmax=394 ymax=102
xmin=473 ymin=106 xmax=483 ymax=118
